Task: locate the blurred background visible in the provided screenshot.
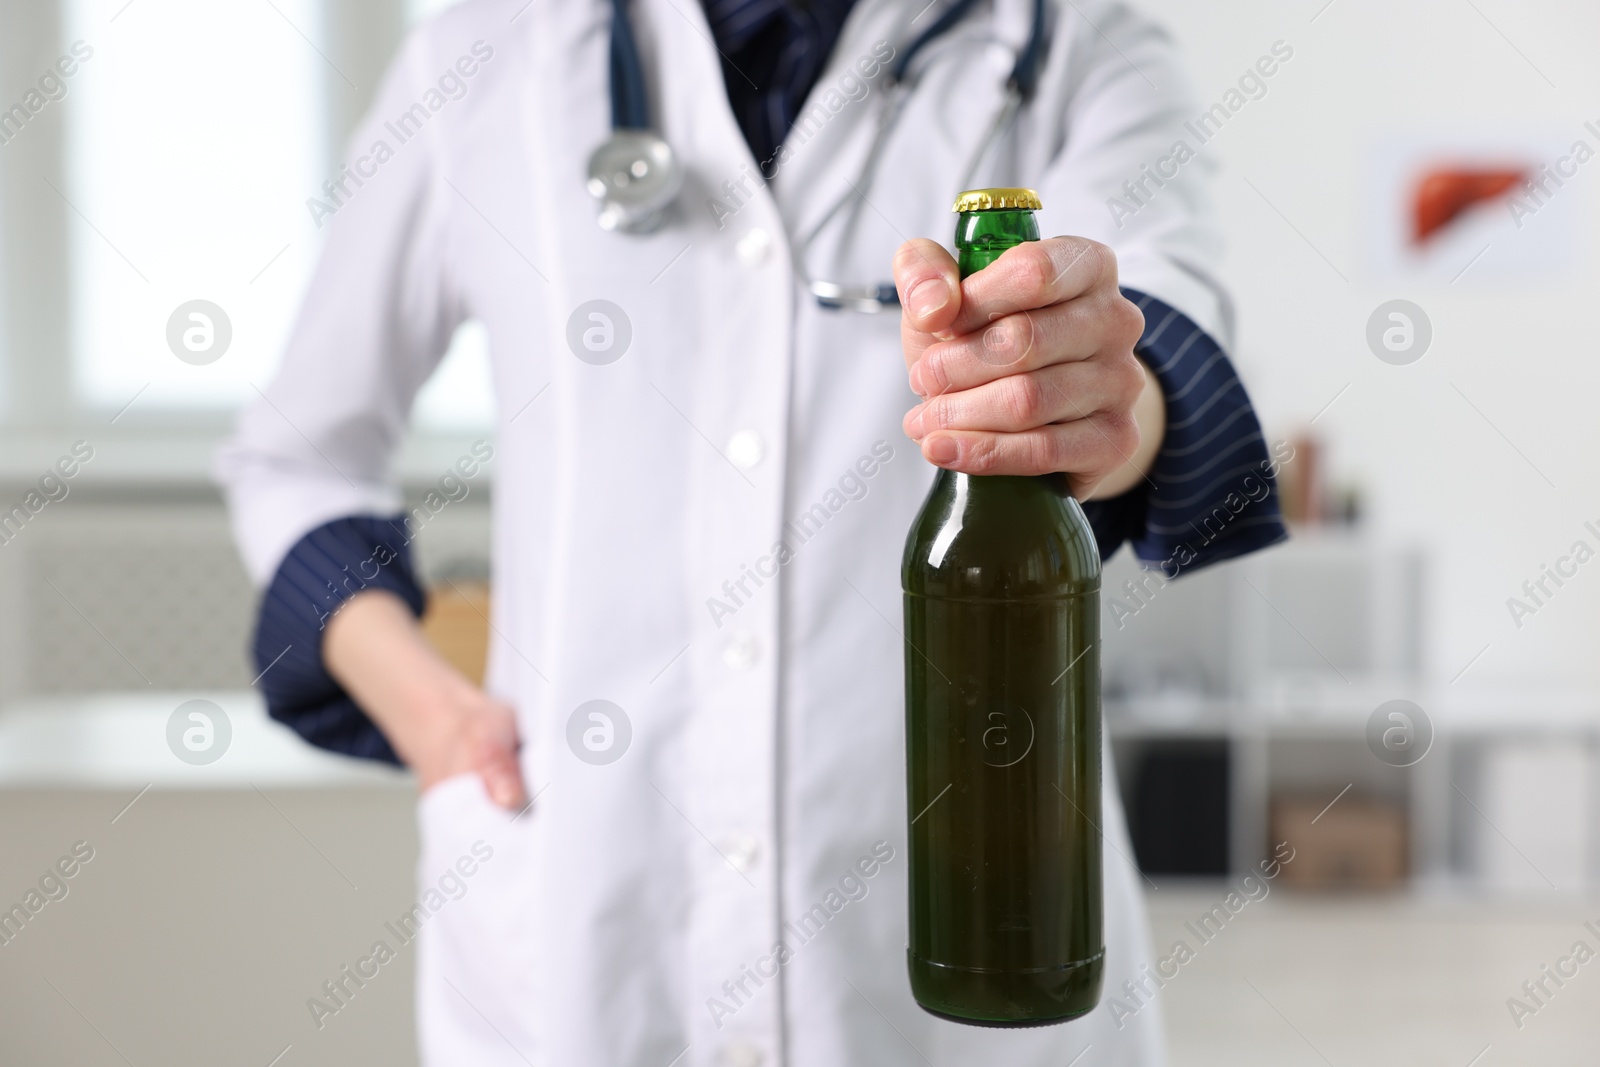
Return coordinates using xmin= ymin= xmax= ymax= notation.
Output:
xmin=2 ymin=0 xmax=1598 ymax=1064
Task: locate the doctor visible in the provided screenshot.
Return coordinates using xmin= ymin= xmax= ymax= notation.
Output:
xmin=220 ymin=0 xmax=1285 ymax=1064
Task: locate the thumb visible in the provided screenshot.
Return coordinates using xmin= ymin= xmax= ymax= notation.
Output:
xmin=475 ymin=704 xmax=526 ymax=811
xmin=479 ymin=749 xmax=527 ymax=811
xmin=893 ymin=239 xmax=961 ymax=347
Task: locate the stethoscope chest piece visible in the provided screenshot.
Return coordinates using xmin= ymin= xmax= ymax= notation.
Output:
xmin=587 ymin=130 xmax=683 ymax=234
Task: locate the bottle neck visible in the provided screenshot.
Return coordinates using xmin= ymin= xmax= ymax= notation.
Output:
xmin=955 ymin=208 xmax=1041 ymax=278
xmin=942 ymin=209 xmax=1044 ymax=495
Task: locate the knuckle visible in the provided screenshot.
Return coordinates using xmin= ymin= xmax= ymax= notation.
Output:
xmin=1088 ymin=240 xmax=1117 ymax=280
xmin=1010 ymin=311 xmax=1039 ymax=362
xmin=919 ymin=350 xmax=951 ymax=395
xmin=978 ymin=322 xmax=1017 ymax=367
xmin=1066 ymin=239 xmax=1110 ymax=287
xmin=965 ymin=435 xmax=1002 ymax=474
xmin=1005 ymin=373 xmax=1047 ymax=426
xmin=1030 ymin=431 xmax=1065 ymax=474
xmin=1105 ymin=411 xmax=1140 ymax=454
xmin=1011 ymin=244 xmax=1055 ymax=297
xmin=1123 ymin=419 xmax=1143 ymax=457
xmin=1113 ymin=294 xmax=1145 ymax=344
xmin=1112 ymin=352 xmax=1145 ymax=404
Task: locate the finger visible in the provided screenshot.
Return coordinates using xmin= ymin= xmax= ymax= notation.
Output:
xmin=477 ymin=721 xmax=526 ymax=810
xmin=480 ymin=754 xmax=528 ymax=811
xmin=905 ymin=356 xmax=1145 ymax=439
xmin=919 ymin=414 xmax=1141 ymax=485
xmin=892 ymin=239 xmax=962 ymax=369
xmin=948 ymin=236 xmax=1118 ymax=338
xmin=475 ymin=699 xmax=526 ymax=810
xmin=910 ymin=289 xmax=1144 ymax=397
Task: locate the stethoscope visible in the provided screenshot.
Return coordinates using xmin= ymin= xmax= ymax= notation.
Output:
xmin=584 ymin=0 xmax=1049 ymax=311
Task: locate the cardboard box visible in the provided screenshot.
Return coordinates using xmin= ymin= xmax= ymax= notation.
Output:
xmin=1271 ymin=794 xmax=1407 ymax=890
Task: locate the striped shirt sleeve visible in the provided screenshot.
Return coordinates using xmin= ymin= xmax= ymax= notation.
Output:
xmin=250 ymin=515 xmax=426 ymax=764
xmin=1081 ymin=288 xmax=1288 ymax=575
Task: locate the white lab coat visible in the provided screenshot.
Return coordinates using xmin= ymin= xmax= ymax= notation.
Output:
xmin=219 ymin=0 xmax=1228 ymax=1064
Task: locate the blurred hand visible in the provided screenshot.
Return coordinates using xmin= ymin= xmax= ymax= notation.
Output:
xmin=325 ymin=590 xmax=526 ymax=810
xmin=892 ymin=235 xmax=1163 ymax=499
xmin=406 ymin=679 xmax=525 ymax=807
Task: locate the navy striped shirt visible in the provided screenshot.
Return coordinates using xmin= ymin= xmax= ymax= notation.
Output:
xmin=1082 ymin=289 xmax=1288 ymax=576
xmin=703 ymin=0 xmax=859 ymax=167
xmin=252 ymin=516 xmax=422 ymax=764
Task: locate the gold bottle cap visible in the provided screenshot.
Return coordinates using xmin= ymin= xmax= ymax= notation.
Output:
xmin=952 ymin=187 xmax=1042 ymax=212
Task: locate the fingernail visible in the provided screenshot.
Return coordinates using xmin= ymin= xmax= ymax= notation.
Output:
xmin=907 ymin=278 xmax=949 ymax=321
xmin=925 ymin=436 xmax=959 ymax=465
xmin=908 ymin=362 xmax=926 ymax=397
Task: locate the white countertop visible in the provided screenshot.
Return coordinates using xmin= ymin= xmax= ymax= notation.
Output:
xmin=0 ymin=691 xmax=412 ymax=789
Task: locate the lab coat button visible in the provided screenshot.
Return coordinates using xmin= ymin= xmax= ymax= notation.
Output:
xmin=719 ymin=1042 xmax=764 ymax=1067
xmin=735 ymin=228 xmax=771 ymax=267
xmin=723 ymin=630 xmax=759 ymax=670
xmin=725 ymin=430 xmax=765 ymax=469
xmin=722 ymin=835 xmax=760 ymax=874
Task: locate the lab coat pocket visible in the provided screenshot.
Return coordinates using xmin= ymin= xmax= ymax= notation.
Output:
xmin=417 ymin=769 xmax=484 ymax=811
xmin=414 ymin=771 xmax=544 ymax=1064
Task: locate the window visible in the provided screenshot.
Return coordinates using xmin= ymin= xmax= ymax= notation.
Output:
xmin=408 ymin=0 xmax=469 ymax=21
xmin=64 ymin=0 xmax=327 ymax=412
xmin=412 ymin=320 xmax=494 ymax=430
xmin=28 ymin=0 xmax=493 ymax=437
xmin=402 ymin=0 xmax=494 ymax=432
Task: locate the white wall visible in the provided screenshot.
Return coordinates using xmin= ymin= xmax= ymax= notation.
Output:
xmin=1125 ymin=0 xmax=1600 ymax=688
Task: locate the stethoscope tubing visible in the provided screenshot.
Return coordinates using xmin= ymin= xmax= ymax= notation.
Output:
xmin=594 ymin=0 xmax=1049 ymax=308
xmin=795 ymin=62 xmax=1026 ymax=311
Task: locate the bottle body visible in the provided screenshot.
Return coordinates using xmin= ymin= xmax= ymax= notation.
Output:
xmin=902 ymin=196 xmax=1104 ymax=1025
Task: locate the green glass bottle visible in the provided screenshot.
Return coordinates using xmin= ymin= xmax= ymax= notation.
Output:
xmin=902 ymin=188 xmax=1104 ymax=1026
